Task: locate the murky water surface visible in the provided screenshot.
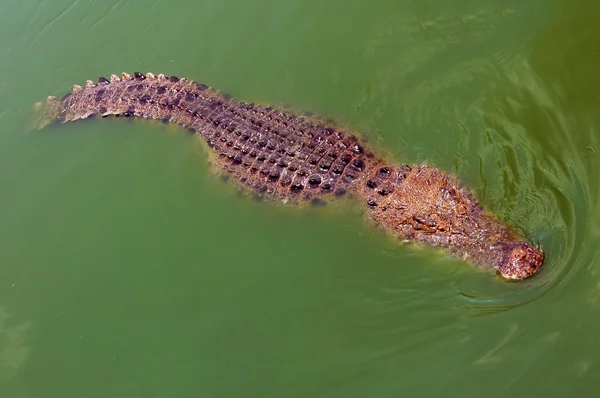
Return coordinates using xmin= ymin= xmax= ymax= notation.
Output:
xmin=1 ymin=0 xmax=599 ymax=396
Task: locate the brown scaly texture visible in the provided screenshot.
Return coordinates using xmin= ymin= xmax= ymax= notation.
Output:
xmin=33 ymin=72 xmax=544 ymax=280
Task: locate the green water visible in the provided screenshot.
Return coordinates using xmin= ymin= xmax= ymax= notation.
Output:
xmin=1 ymin=0 xmax=599 ymax=396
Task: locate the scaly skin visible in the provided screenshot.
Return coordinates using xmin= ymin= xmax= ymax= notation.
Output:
xmin=33 ymin=72 xmax=544 ymax=280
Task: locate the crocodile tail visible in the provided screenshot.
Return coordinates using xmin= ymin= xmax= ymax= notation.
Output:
xmin=30 ymin=72 xmax=211 ymax=131
xmin=31 ymin=71 xmax=378 ymax=205
xmin=29 ymin=95 xmax=67 ymax=130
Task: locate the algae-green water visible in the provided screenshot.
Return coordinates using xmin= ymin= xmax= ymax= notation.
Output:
xmin=1 ymin=0 xmax=599 ymax=396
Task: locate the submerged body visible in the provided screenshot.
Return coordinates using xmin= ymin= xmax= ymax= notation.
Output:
xmin=34 ymin=72 xmax=543 ymax=279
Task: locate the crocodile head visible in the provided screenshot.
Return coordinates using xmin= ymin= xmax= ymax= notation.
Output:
xmin=364 ymin=164 xmax=544 ymax=280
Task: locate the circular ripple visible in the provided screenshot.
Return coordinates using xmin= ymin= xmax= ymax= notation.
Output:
xmin=579 ymin=144 xmax=596 ymax=158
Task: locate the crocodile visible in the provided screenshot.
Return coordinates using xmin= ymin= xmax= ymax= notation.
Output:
xmin=32 ymin=72 xmax=544 ymax=280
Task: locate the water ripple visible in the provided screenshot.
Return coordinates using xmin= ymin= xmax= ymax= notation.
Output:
xmin=450 ymin=58 xmax=598 ymax=315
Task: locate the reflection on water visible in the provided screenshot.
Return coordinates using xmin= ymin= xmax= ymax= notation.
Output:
xmin=0 ymin=306 xmax=31 ymax=382
xmin=353 ymin=2 xmax=549 ymax=171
